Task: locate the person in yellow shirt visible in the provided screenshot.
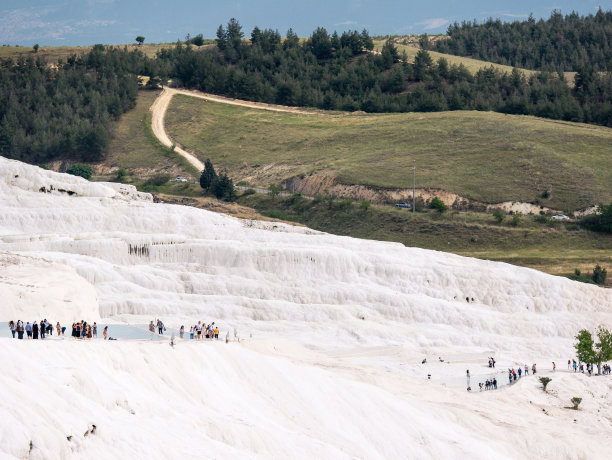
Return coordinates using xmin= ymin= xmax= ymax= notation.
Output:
xmin=214 ymin=327 xmax=219 ymax=340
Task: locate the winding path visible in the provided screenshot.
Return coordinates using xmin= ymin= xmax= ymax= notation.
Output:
xmin=149 ymin=88 xmax=319 ymax=172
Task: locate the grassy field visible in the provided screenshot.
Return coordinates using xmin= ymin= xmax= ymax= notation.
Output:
xmin=90 ymin=90 xmax=610 ymax=284
xmin=0 ymin=43 xmax=210 ymax=62
xmin=165 ymin=95 xmax=612 ymax=211
xmin=373 ymin=40 xmax=537 ymax=76
xmin=236 ymin=192 xmax=612 ymax=286
xmin=373 ymin=40 xmax=578 ymax=84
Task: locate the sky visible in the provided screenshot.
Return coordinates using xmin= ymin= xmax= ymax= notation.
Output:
xmin=0 ymin=0 xmax=609 ymax=46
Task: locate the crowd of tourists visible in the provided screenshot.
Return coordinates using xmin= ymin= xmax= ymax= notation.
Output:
xmin=467 ymin=357 xmax=612 ymax=392
xmin=147 ymin=319 xmax=220 ymax=341
xmin=184 ymin=322 xmax=219 ymax=340
xmin=8 ymin=319 xmax=62 ymax=339
xmin=467 ymin=361 xmax=538 ymax=392
xmin=568 ymin=359 xmax=611 ymax=375
xmin=8 ymin=320 xmax=109 ymax=340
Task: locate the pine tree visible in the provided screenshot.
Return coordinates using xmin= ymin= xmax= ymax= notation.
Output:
xmin=199 ymin=159 xmax=218 ymax=190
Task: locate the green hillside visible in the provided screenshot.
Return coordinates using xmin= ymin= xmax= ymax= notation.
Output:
xmin=373 ymin=40 xmax=538 ymax=77
xmin=165 ymin=94 xmax=612 ymax=211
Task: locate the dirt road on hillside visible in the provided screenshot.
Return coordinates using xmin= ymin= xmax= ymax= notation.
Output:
xmin=149 ymin=88 xmax=322 ymax=172
xmin=150 ymin=89 xmax=205 ymax=171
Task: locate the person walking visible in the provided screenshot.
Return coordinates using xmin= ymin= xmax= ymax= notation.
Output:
xmin=32 ymin=321 xmax=39 ymax=339
xmin=552 ymin=362 xmax=556 ymax=372
xmin=532 ymin=363 xmax=537 ymax=375
xmin=103 ymin=326 xmax=108 ymax=340
xmin=179 ymin=325 xmax=184 ymax=339
xmin=56 ymin=322 xmax=61 ymax=336
xmin=25 ymin=322 xmax=32 ymax=339
xmin=93 ymin=322 xmax=97 ymax=339
xmin=40 ymin=321 xmax=45 ymax=339
xmin=8 ymin=321 xmax=16 ymax=338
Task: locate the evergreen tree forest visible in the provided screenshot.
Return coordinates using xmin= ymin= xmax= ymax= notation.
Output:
xmin=426 ymin=9 xmax=612 ymax=72
xmin=1 ymin=14 xmax=611 ymax=166
xmin=154 ymin=19 xmax=612 ymax=126
xmin=0 ymin=45 xmax=143 ymax=164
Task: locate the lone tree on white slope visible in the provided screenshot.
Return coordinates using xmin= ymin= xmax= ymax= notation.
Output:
xmin=574 ymin=326 xmax=612 ymax=375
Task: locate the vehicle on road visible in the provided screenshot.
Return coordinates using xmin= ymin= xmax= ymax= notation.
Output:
xmin=395 ymin=202 xmax=411 ymax=209
xmin=174 ymin=177 xmax=188 ymax=182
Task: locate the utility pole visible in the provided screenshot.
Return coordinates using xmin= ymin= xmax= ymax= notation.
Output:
xmin=412 ymin=160 xmax=416 ymax=213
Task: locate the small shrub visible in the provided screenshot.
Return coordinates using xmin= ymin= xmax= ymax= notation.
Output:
xmin=66 ymin=163 xmax=92 ymax=180
xmin=414 ymin=196 xmax=425 ymax=212
xmin=212 ymin=173 xmax=235 ymax=201
xmin=359 ymin=199 xmax=371 ymax=213
xmin=116 ymin=168 xmax=127 ymax=182
xmin=592 ymin=265 xmax=607 ymax=285
xmin=242 ymin=188 xmax=256 ymax=196
xmin=511 ymin=215 xmax=521 ymax=226
xmin=539 ymin=376 xmax=552 ymax=392
xmin=144 ymin=174 xmax=170 ymax=186
xmin=263 ymin=209 xmax=287 ymax=220
xmin=534 ymin=215 xmax=548 ymax=224
xmin=268 ymin=184 xmax=280 ymax=199
xmin=568 ymin=270 xmax=595 ymax=284
xmin=493 ymin=209 xmax=505 ymax=223
xmin=285 ymin=192 xmax=302 ymax=206
xmin=335 ymin=197 xmax=354 ymax=212
xmin=579 ymin=202 xmax=612 ymax=234
xmin=312 ymin=194 xmax=324 ymax=205
xmin=430 ymin=197 xmax=447 ymax=213
xmin=570 ymin=397 xmax=582 ymax=410
xmin=542 ymin=189 xmax=550 ymax=199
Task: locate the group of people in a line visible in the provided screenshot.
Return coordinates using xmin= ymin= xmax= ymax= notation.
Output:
xmin=507 ymin=364 xmax=536 ymax=383
xmin=8 ymin=319 xmax=63 ymax=339
xmin=184 ymin=322 xmax=219 ymax=340
xmin=568 ymin=359 xmax=611 ymax=375
xmin=8 ymin=320 xmax=108 ymax=340
xmin=467 ymin=361 xmax=537 ymax=391
xmin=479 ymin=379 xmax=498 ymax=390
xmin=146 ymin=319 xmax=220 ymax=341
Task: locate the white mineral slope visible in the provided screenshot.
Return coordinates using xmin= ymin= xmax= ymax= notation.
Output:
xmin=1 ymin=339 xmax=611 ymax=460
xmin=1 ymin=156 xmax=612 ymax=459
